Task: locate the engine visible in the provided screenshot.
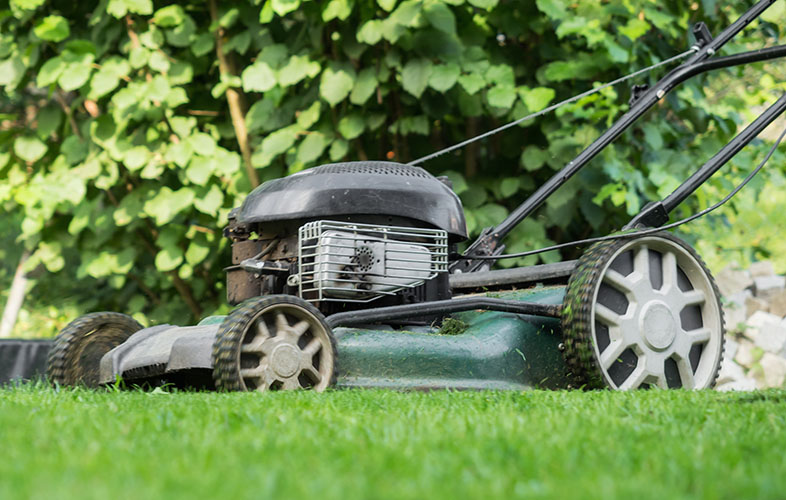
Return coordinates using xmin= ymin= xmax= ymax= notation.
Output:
xmin=223 ymin=161 xmax=467 ymax=315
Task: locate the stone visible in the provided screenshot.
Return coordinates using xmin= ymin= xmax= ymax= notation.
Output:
xmin=749 ymin=260 xmax=776 ymax=278
xmin=715 ymin=267 xmax=753 ymax=297
xmin=753 ymin=275 xmax=786 ymax=299
xmin=723 ymin=291 xmax=750 ymax=332
xmin=743 ymin=311 xmax=780 ymax=343
xmin=768 ymin=290 xmax=786 ymax=318
xmin=715 ymin=378 xmax=757 ymax=392
xmin=734 ymin=339 xmax=759 ymax=369
xmin=753 ymin=323 xmax=786 ymax=355
xmin=747 ymin=310 xmax=782 ymax=329
xmin=759 ymin=353 xmax=786 ymax=388
xmin=745 ymin=296 xmax=769 ymax=317
xmin=723 ymin=337 xmax=739 ymax=364
xmin=716 ymin=359 xmax=747 ymax=386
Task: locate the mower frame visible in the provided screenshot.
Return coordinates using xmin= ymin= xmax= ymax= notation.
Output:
xmin=325 ymin=0 xmax=786 ymax=329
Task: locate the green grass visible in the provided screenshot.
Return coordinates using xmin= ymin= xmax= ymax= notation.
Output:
xmin=1 ymin=385 xmax=785 ymax=500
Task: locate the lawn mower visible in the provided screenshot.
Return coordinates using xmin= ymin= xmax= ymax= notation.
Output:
xmin=44 ymin=0 xmax=786 ymax=392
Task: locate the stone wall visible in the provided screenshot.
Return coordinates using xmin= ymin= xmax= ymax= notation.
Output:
xmin=716 ymin=261 xmax=786 ymax=391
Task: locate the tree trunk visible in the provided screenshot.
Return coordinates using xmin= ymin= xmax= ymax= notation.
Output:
xmin=0 ymin=251 xmax=31 ymax=338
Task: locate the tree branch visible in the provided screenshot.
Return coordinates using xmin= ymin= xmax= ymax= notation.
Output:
xmin=208 ymin=0 xmax=259 ymax=187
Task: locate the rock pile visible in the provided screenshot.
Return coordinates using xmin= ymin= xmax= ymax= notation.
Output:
xmin=715 ymin=260 xmax=786 ymax=391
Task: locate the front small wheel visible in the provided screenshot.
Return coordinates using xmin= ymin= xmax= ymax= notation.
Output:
xmin=46 ymin=312 xmax=142 ymax=387
xmin=212 ymin=296 xmax=337 ymax=392
xmin=562 ymin=232 xmax=724 ymax=390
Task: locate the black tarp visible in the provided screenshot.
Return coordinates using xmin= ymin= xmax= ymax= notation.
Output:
xmin=0 ymin=339 xmax=51 ymax=385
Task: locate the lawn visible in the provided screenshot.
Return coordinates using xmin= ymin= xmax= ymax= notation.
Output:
xmin=1 ymin=385 xmax=784 ymax=500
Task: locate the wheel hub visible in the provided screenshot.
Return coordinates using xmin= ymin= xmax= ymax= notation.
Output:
xmin=270 ymin=344 xmax=300 ymax=378
xmin=640 ymin=301 xmax=677 ymax=351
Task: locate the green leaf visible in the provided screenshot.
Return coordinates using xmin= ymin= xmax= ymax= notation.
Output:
xmin=460 ymin=185 xmax=487 ymax=209
xmin=155 ymin=245 xmax=183 ymax=272
xmin=357 ymin=20 xmax=383 ymax=45
xmin=59 ymin=52 xmax=94 ymax=91
xmin=14 ymin=136 xmax=47 ymax=163
xmin=296 ymin=101 xmax=322 ymax=129
xmin=323 ymin=0 xmax=352 ymax=21
xmin=272 ymin=0 xmax=300 ymax=16
xmin=10 ymin=0 xmax=45 ymax=10
xmin=186 ymin=156 xmax=214 ymax=186
xmin=468 ymin=0 xmax=498 ymax=8
xmin=166 ymin=141 xmax=193 ymax=168
xmin=189 ymin=133 xmax=217 ymax=157
xmin=246 ymin=99 xmax=275 ymax=133
xmin=278 ymin=55 xmax=321 ymax=88
xmin=485 ymin=65 xmax=514 ymax=86
xmin=762 ymin=1 xmax=785 ymax=23
xmin=487 ymin=86 xmax=516 ymax=108
xmin=185 ymin=236 xmax=211 ymax=265
xmin=458 ymin=73 xmax=485 ymax=95
xmin=169 ymin=61 xmax=193 ymax=85
xmin=338 ymin=114 xmax=365 ymax=140
xmin=439 ymin=170 xmax=468 ymax=194
xmin=320 ymin=65 xmax=355 ymax=106
xmin=390 ymin=1 xmax=421 ymax=27
xmin=523 ymin=87 xmax=556 ymax=112
xmin=499 ymin=178 xmax=520 ymax=198
xmin=619 ymin=18 xmax=651 ymax=41
xmin=350 ymin=68 xmax=377 ymax=105
xmin=297 ymin=133 xmax=328 ymax=164
xmin=165 ymin=15 xmax=196 ymax=47
xmin=0 ymin=56 xmax=25 ymax=88
xmin=37 ymin=57 xmax=66 ymax=87
xmin=194 ymin=184 xmax=224 ymax=215
xmin=107 ymin=0 xmax=153 ymax=18
xmin=401 ymin=58 xmax=432 ymax=98
xmin=521 ymin=146 xmax=548 ymax=171
xmin=242 ymin=61 xmax=276 ymax=93
xmin=642 ymin=123 xmax=664 ymax=150
xmin=123 ymin=146 xmax=150 ymax=171
xmin=153 ymin=5 xmax=185 ymax=28
xmin=377 ymin=0 xmax=397 ymax=11
xmin=261 ymin=127 xmax=298 ymax=158
xmin=36 ymin=241 xmax=65 ymax=273
xmin=192 ymin=33 xmax=214 ymax=57
xmin=88 ymin=69 xmax=120 ymax=99
xmin=114 ymin=191 xmax=142 ymax=226
xmin=36 ymin=106 xmax=62 ymax=139
xmin=259 ymin=1 xmax=274 ymax=23
xmin=424 ymin=2 xmax=455 ymax=34
xmin=148 ymin=51 xmax=170 ymax=73
xmin=428 ymin=63 xmax=459 ymax=92
xmin=34 ymin=15 xmax=70 ymax=42
xmin=535 ymin=0 xmax=567 ymax=19
xmin=330 ymin=139 xmax=349 ymax=161
xmin=143 ymin=187 xmax=195 ymax=225
xmin=61 ymin=136 xmax=88 ymax=165
xmin=85 ymin=249 xmax=136 ymax=278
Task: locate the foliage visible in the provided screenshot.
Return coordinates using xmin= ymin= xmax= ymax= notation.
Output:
xmin=3 ymin=386 xmax=786 ymax=499
xmin=0 ymin=0 xmax=784 ymax=331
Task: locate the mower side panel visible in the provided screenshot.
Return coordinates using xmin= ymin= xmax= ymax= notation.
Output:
xmin=99 ymin=324 xmax=217 ymax=384
xmin=99 ymin=286 xmax=571 ymax=391
xmin=334 ymin=286 xmax=571 ymax=391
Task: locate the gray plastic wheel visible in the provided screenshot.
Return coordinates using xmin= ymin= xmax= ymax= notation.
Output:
xmin=562 ymin=233 xmax=725 ymax=390
xmin=212 ymin=295 xmax=337 ymax=392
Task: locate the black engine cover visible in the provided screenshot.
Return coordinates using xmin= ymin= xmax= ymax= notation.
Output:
xmin=235 ymin=161 xmax=468 ymax=241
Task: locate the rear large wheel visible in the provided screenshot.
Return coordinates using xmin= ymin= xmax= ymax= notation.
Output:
xmin=212 ymin=296 xmax=337 ymax=392
xmin=562 ymin=232 xmax=724 ymax=390
xmin=46 ymin=312 xmax=142 ymax=387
